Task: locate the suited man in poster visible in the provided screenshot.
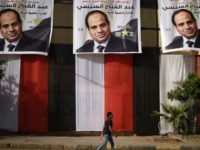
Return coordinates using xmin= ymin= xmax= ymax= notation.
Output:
xmin=0 ymin=8 xmax=47 ymax=52
xmin=76 ymin=10 xmax=138 ymax=53
xmin=165 ymin=9 xmax=200 ymax=50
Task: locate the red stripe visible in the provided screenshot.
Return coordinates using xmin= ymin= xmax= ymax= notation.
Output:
xmin=104 ymin=54 xmax=134 ymax=131
xmin=18 ymin=55 xmax=48 ymax=133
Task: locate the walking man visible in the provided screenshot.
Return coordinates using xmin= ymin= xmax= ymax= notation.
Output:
xmin=97 ymin=112 xmax=116 ymax=150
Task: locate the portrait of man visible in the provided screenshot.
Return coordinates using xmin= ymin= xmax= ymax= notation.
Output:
xmin=76 ymin=10 xmax=138 ymax=53
xmin=165 ymin=9 xmax=200 ymax=50
xmin=0 ymin=8 xmax=47 ymax=52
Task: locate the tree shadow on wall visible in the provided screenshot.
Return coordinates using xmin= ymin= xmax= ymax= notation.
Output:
xmin=0 ymin=75 xmax=19 ymax=131
xmin=0 ymin=75 xmax=19 ymax=114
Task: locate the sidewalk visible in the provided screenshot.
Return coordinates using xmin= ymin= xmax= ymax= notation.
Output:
xmin=0 ymin=133 xmax=200 ymax=150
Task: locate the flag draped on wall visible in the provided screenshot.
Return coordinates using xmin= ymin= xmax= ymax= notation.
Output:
xmin=0 ymin=0 xmax=53 ymax=132
xmin=76 ymin=54 xmax=134 ymax=131
xmin=74 ymin=0 xmax=139 ymax=131
xmin=0 ymin=55 xmax=49 ymax=133
xmin=158 ymin=0 xmax=198 ymax=133
xmin=159 ymin=55 xmax=195 ymax=134
xmin=159 ymin=0 xmax=200 ymax=53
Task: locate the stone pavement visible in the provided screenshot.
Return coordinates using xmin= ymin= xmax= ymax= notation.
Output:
xmin=0 ymin=133 xmax=200 ymax=150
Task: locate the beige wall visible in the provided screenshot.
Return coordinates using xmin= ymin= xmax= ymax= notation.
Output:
xmin=51 ymin=4 xmax=73 ymax=44
xmin=141 ymin=8 xmax=158 ymax=47
xmin=51 ymin=4 xmax=159 ymax=47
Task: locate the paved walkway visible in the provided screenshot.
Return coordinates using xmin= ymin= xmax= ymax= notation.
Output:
xmin=0 ymin=134 xmax=200 ymax=150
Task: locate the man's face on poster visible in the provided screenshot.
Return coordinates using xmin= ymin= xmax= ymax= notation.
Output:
xmin=0 ymin=11 xmax=22 ymax=43
xmin=174 ymin=11 xmax=198 ymax=39
xmin=87 ymin=13 xmax=111 ymax=44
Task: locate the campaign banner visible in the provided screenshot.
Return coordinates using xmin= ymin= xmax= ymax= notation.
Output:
xmin=159 ymin=0 xmax=200 ymax=53
xmin=0 ymin=0 xmax=53 ymax=55
xmin=73 ymin=0 xmax=141 ymax=54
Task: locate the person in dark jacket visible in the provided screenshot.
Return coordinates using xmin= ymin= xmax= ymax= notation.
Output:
xmin=0 ymin=8 xmax=47 ymax=52
xmin=76 ymin=10 xmax=138 ymax=53
xmin=165 ymin=9 xmax=200 ymax=49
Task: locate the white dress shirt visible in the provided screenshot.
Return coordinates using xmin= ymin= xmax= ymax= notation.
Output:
xmin=4 ymin=39 xmax=20 ymax=52
xmin=93 ymin=36 xmax=110 ymax=53
xmin=183 ymin=37 xmax=196 ymax=48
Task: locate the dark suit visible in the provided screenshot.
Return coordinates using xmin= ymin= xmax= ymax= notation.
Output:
xmin=165 ymin=30 xmax=200 ymax=49
xmin=76 ymin=34 xmax=138 ymax=53
xmin=24 ymin=17 xmax=51 ymax=42
xmin=0 ymin=33 xmax=47 ymax=52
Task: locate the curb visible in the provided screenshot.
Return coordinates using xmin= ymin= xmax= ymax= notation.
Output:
xmin=1 ymin=143 xmax=199 ymax=150
xmin=180 ymin=146 xmax=200 ymax=150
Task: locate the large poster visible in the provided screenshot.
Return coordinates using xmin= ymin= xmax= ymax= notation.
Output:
xmin=159 ymin=0 xmax=200 ymax=53
xmin=73 ymin=0 xmax=141 ymax=54
xmin=0 ymin=0 xmax=53 ymax=55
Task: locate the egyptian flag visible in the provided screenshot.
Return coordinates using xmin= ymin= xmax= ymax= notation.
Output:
xmin=74 ymin=0 xmax=141 ymax=131
xmin=0 ymin=55 xmax=48 ymax=132
xmin=0 ymin=0 xmax=53 ymax=132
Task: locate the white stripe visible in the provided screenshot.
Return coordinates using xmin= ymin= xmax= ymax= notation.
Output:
xmin=76 ymin=55 xmax=104 ymax=131
xmin=159 ymin=55 xmax=195 ymax=134
xmin=0 ymin=55 xmax=21 ymax=131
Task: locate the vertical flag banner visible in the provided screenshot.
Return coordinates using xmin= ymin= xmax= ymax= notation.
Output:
xmin=159 ymin=0 xmax=200 ymax=53
xmin=74 ymin=0 xmax=141 ymax=54
xmin=0 ymin=0 xmax=53 ymax=55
